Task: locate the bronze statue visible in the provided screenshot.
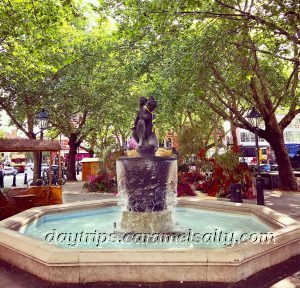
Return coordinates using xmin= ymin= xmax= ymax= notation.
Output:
xmin=132 ymin=96 xmax=158 ymax=155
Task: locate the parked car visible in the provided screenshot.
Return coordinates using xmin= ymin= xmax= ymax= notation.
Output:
xmin=248 ymin=164 xmax=271 ymax=173
xmin=26 ymin=163 xmax=34 ymax=170
xmin=259 ymin=164 xmax=271 ymax=172
xmin=3 ymin=166 xmax=18 ymax=175
xmin=290 ymin=151 xmax=300 ymax=170
xmin=14 ymin=165 xmax=25 ymax=173
xmin=41 ymin=164 xmax=49 ymax=172
xmin=271 ymin=164 xmax=278 ymax=171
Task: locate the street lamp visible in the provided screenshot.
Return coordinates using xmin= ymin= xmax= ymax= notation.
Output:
xmin=36 ymin=109 xmax=49 ymax=179
xmin=246 ymin=106 xmax=264 ymax=205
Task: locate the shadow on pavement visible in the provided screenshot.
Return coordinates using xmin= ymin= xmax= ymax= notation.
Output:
xmin=0 ymin=255 xmax=300 ymax=288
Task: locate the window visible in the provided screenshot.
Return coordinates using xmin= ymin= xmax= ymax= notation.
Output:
xmin=240 ymin=132 xmax=255 ymax=142
xmin=289 ymin=118 xmax=300 ymax=129
xmin=284 ymin=131 xmax=293 ymax=142
xmin=241 ymin=131 xmax=265 ymax=143
xmin=294 ymin=132 xmax=300 ymax=142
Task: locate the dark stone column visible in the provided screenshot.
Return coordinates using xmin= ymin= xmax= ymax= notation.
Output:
xmin=117 ymin=156 xmax=177 ymax=212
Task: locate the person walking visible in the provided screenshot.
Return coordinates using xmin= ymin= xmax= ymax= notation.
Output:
xmin=0 ymin=164 xmax=4 ymax=188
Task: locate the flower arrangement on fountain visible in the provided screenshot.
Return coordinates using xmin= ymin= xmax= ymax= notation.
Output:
xmin=197 ymin=146 xmax=255 ymax=199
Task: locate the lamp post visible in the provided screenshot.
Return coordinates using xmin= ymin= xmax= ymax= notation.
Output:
xmin=77 ymin=146 xmax=80 ymax=175
xmin=246 ymin=107 xmax=265 ymax=205
xmin=36 ymin=109 xmax=49 ymax=179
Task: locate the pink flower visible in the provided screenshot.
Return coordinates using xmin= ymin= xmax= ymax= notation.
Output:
xmin=128 ymin=137 xmax=137 ymax=149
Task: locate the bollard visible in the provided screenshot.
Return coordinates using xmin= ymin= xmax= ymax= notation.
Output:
xmin=24 ymin=172 xmax=27 ymax=185
xmin=256 ymin=176 xmax=265 ymax=205
xmin=230 ymin=183 xmax=243 ymax=203
xmin=12 ymin=174 xmax=16 ymax=187
xmin=76 ymin=166 xmax=80 ymax=175
xmin=0 ymin=172 xmax=3 ymax=188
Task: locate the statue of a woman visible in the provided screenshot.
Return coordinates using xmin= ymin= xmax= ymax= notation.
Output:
xmin=132 ymin=96 xmax=158 ymax=155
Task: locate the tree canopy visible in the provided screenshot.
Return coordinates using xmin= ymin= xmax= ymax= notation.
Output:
xmin=0 ymin=0 xmax=299 ymax=189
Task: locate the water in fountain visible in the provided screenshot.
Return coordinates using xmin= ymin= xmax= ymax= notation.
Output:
xmin=116 ymin=155 xmax=178 ymax=233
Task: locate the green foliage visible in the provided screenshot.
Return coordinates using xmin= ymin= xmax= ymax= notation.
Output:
xmin=0 ymin=0 xmax=87 ymax=137
xmin=97 ymin=144 xmax=116 ymax=173
xmin=1 ymin=0 xmax=299 ymax=189
xmin=214 ymin=150 xmax=240 ymax=173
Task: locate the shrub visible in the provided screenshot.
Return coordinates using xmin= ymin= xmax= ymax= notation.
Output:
xmin=197 ymin=147 xmax=255 ymax=199
xmin=177 ymin=183 xmax=196 ymax=197
xmin=83 ymin=172 xmax=117 ymax=193
xmin=177 ymin=171 xmax=204 ymax=197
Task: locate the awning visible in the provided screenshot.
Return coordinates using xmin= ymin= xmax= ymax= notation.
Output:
xmin=0 ymin=139 xmax=61 ymax=152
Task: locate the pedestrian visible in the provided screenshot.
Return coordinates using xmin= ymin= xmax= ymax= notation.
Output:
xmin=0 ymin=164 xmax=4 ymax=188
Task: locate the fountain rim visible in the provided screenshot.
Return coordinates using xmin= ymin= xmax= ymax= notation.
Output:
xmin=0 ymin=198 xmax=300 ymax=283
xmin=117 ymin=155 xmax=177 ymax=161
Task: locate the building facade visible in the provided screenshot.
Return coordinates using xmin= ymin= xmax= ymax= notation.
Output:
xmin=235 ymin=113 xmax=300 ymax=147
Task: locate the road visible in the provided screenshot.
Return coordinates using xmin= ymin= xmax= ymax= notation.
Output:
xmin=2 ymin=170 xmax=82 ymax=188
xmin=2 ymin=170 xmax=33 ymax=188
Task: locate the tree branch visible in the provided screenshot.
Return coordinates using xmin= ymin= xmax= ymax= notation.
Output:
xmin=229 ymin=41 xmax=300 ymax=63
xmin=215 ymin=0 xmax=300 ymax=45
xmin=273 ymin=61 xmax=299 ymax=114
xmin=0 ymin=101 xmax=31 ymax=138
xmin=279 ymin=109 xmax=300 ymax=130
xmin=249 ymin=39 xmax=274 ymax=115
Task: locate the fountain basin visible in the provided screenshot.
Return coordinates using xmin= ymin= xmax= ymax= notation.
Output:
xmin=0 ymin=198 xmax=299 ymax=283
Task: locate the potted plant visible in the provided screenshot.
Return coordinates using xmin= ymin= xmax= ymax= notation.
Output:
xmin=0 ymin=188 xmax=9 ymax=205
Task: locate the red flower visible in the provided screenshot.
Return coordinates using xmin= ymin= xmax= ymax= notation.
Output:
xmin=231 ymin=145 xmax=240 ymax=154
xmin=197 ymin=148 xmax=207 ymax=159
xmin=85 ymin=172 xmax=117 ymax=193
xmin=244 ymin=186 xmax=256 ymax=199
xmin=177 ymin=183 xmax=197 ymax=197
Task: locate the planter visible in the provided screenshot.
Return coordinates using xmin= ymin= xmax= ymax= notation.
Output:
xmin=0 ymin=194 xmax=8 ymax=207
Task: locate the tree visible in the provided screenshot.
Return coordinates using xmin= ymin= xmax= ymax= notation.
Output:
xmin=0 ymin=0 xmax=84 ymax=181
xmin=44 ymin=17 xmax=138 ymax=180
xmin=108 ymin=0 xmax=300 ymax=190
xmin=44 ymin=53 xmax=110 ymax=181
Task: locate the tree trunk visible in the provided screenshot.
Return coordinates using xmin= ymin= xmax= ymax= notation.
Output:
xmin=32 ymin=152 xmax=41 ymax=183
xmin=67 ymin=134 xmax=80 ymax=181
xmin=266 ymin=129 xmax=298 ymax=191
xmin=230 ymin=111 xmax=238 ymax=146
xmin=88 ymin=149 xmax=94 ymax=158
xmin=29 ymin=132 xmax=40 ymax=184
xmin=214 ymin=129 xmax=219 ymax=154
xmin=230 ymin=121 xmax=238 ymax=147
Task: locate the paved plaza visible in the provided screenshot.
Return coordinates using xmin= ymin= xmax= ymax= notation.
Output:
xmin=0 ymin=182 xmax=300 ymax=288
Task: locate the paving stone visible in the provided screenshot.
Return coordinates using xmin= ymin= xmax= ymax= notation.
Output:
xmin=292 ymin=271 xmax=300 ymax=279
xmin=270 ymin=277 xmax=300 ymax=288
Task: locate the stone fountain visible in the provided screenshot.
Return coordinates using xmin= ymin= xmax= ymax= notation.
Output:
xmin=1 ymin=98 xmax=300 ymax=284
xmin=117 ymin=96 xmax=177 ymax=232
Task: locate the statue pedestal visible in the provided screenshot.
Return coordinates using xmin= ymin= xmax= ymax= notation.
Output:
xmin=117 ymin=156 xmax=177 ymax=212
xmin=117 ymin=156 xmax=177 ymax=232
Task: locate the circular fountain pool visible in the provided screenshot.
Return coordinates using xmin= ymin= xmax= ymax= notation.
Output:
xmin=19 ymin=206 xmax=273 ymax=249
